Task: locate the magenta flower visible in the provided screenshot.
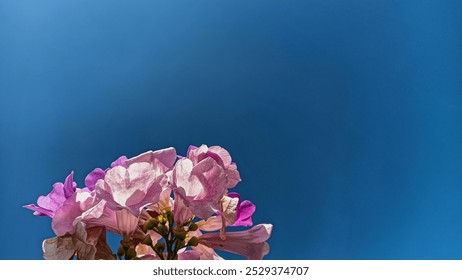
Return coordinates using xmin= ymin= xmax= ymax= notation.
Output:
xmin=23 ymin=172 xmax=76 ymax=217
xmin=227 ymin=192 xmax=256 ymax=226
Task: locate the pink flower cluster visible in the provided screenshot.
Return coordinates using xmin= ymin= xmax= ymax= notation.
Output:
xmin=24 ymin=145 xmax=272 ymax=260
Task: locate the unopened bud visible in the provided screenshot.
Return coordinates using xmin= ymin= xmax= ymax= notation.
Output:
xmin=154 ymin=242 xmax=165 ymax=253
xmin=176 ymin=231 xmax=187 ymax=241
xmin=121 ymin=239 xmax=130 ymax=251
xmin=188 ymin=223 xmax=198 ymax=231
xmin=162 ymin=209 xmax=172 ymax=217
xmin=142 ymin=235 xmax=152 ymax=246
xmin=117 ymin=245 xmax=125 ymax=257
xmin=187 ymin=236 xmax=199 ymax=247
xmin=157 ymin=224 xmax=167 ymax=235
xmin=126 ymin=248 xmax=136 ymax=260
xmin=143 ymin=218 xmax=158 ymax=231
xmin=158 ymin=215 xmax=167 ymax=225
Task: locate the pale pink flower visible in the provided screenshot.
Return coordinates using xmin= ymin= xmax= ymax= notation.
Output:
xmin=199 ymin=224 xmax=272 ymax=260
xmin=79 ymin=200 xmax=140 ymax=237
xmin=172 ymin=157 xmax=228 ymax=219
xmin=187 ymin=145 xmax=241 ymax=188
xmin=95 ymin=148 xmax=176 ymax=216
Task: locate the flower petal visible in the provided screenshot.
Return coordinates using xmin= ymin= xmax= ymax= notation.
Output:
xmin=125 ymin=147 xmax=177 ymax=171
xmin=115 ymin=208 xmax=139 ymax=236
xmin=173 ymin=158 xmax=227 ymax=219
xmin=178 ymin=250 xmax=203 ymax=260
xmin=111 ymin=156 xmax=128 ymax=168
xmin=84 ymin=168 xmax=105 ymax=191
xmin=42 ymin=236 xmax=75 ymax=260
xmin=63 ymin=171 xmax=76 ymax=199
xmin=173 ymin=192 xmax=193 ymax=226
xmin=233 ymin=200 xmax=256 ymax=226
xmin=51 ymin=190 xmax=95 ymax=236
xmin=199 ymin=224 xmax=272 ymax=260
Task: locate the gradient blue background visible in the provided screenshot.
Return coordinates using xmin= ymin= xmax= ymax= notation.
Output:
xmin=1 ymin=1 xmax=462 ymax=259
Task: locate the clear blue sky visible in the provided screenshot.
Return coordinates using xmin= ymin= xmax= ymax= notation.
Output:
xmin=1 ymin=0 xmax=462 ymax=259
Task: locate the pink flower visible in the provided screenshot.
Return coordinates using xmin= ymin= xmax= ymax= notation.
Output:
xmin=51 ymin=189 xmax=96 ymax=236
xmin=173 ymin=157 xmax=228 ymax=219
xmin=25 ymin=145 xmax=273 ymax=260
xmin=193 ymin=193 xmax=256 ymax=239
xmin=95 ymin=148 xmax=176 ymax=216
xmin=24 ymin=172 xmax=76 ymax=217
xmin=199 ymin=224 xmax=272 ymax=260
xmin=187 ymin=145 xmax=241 ymax=188
xmin=80 ymin=200 xmax=140 ymax=237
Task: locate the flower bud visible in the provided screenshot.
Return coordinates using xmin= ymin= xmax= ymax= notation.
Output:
xmin=187 ymin=236 xmax=199 ymax=247
xmin=117 ymin=245 xmax=125 ymax=257
xmin=154 ymin=242 xmax=165 ymax=254
xmin=188 ymin=223 xmax=198 ymax=231
xmin=125 ymin=248 xmax=136 ymax=260
xmin=162 ymin=209 xmax=172 ymax=217
xmin=157 ymin=224 xmax=167 ymax=235
xmin=176 ymin=231 xmax=187 ymax=241
xmin=121 ymin=239 xmax=130 ymax=251
xmin=158 ymin=215 xmax=167 ymax=225
xmin=142 ymin=235 xmax=152 ymax=246
xmin=143 ymin=218 xmax=158 ymax=231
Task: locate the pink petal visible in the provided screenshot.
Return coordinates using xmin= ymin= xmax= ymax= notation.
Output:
xmin=63 ymin=171 xmax=76 ymax=199
xmin=199 ymin=224 xmax=272 ymax=260
xmin=188 ymin=230 xmax=224 ymax=260
xmin=23 ymin=204 xmax=54 ymax=217
xmin=233 ymin=200 xmax=256 ymax=227
xmin=178 ymin=250 xmax=203 ymax=260
xmin=111 ymin=156 xmax=128 ymax=168
xmin=102 ymin=165 xmax=131 ymax=207
xmin=125 ymin=147 xmax=177 ymax=170
xmin=208 ymin=146 xmax=232 ymax=168
xmin=80 ymin=200 xmax=120 ymax=234
xmin=84 ymin=168 xmax=105 ymax=191
xmin=225 ymin=163 xmax=241 ymax=188
xmin=173 ymin=192 xmax=193 ymax=226
xmin=173 ymin=158 xmax=227 ymax=219
xmin=51 ymin=191 xmax=95 ymax=236
xmin=115 ymin=208 xmax=139 ymax=236
xmin=196 ymin=216 xmax=222 ymax=231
